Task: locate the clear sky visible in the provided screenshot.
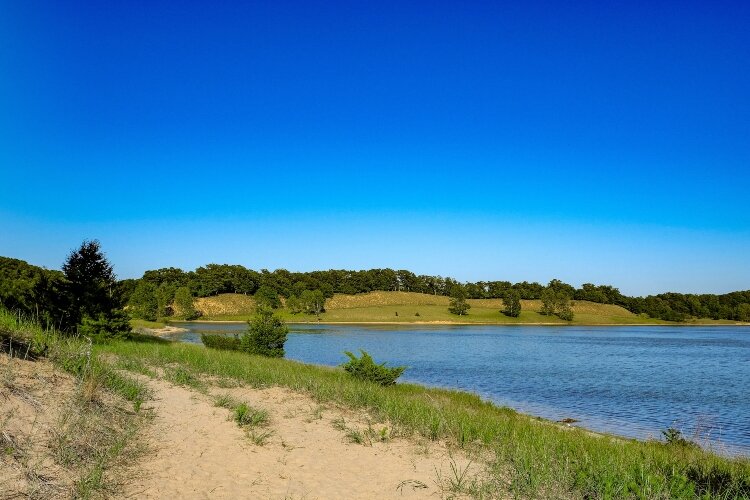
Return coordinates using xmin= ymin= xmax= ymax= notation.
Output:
xmin=1 ymin=1 xmax=748 ymax=296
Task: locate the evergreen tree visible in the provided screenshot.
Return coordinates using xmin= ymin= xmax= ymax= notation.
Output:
xmin=62 ymin=240 xmax=130 ymax=338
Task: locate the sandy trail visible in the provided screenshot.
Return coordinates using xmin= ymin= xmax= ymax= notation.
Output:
xmin=126 ymin=376 xmax=475 ymax=499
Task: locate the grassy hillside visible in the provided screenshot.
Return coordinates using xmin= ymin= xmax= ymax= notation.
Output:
xmin=192 ymin=291 xmax=692 ymax=324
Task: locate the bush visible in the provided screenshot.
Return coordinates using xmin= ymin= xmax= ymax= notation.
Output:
xmin=662 ymin=427 xmax=697 ymax=448
xmin=342 ymin=350 xmax=405 ymax=386
xmin=240 ymin=306 xmax=288 ymax=357
xmin=201 ymin=334 xmax=241 ymax=351
xmin=78 ymin=310 xmax=131 ymax=341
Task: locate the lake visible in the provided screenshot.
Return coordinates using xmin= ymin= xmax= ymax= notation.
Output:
xmin=166 ymin=322 xmax=750 ymax=456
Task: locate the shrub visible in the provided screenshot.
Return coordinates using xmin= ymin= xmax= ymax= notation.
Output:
xmin=201 ymin=334 xmax=241 ymax=351
xmin=662 ymin=427 xmax=697 ymax=448
xmin=342 ymin=350 xmax=405 ymax=386
xmin=78 ymin=311 xmax=131 ymax=341
xmin=240 ymin=306 xmax=288 ymax=357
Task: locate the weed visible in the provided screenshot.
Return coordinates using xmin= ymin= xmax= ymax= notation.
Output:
xmin=164 ymin=366 xmax=205 ymax=392
xmin=248 ymin=429 xmax=274 ymax=446
xmin=345 ymin=428 xmax=366 ymax=445
xmin=378 ymin=426 xmax=390 ymax=442
xmin=662 ymin=427 xmax=698 ymax=448
xmin=307 ymin=405 xmax=324 ymax=422
xmin=234 ymin=403 xmax=269 ymax=428
xmin=331 ymin=417 xmax=347 ymax=431
xmin=396 ymin=479 xmax=429 ymax=493
xmin=214 ymin=393 xmax=240 ymax=409
xmin=434 ymin=458 xmax=475 ymax=496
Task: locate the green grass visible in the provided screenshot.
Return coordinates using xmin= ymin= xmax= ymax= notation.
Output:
xmin=129 ymin=318 xmax=168 ymax=329
xmin=96 ymin=335 xmax=750 ymax=498
xmin=1 ymin=308 xmax=149 ymax=497
xmin=191 ymin=291 xmax=737 ymax=325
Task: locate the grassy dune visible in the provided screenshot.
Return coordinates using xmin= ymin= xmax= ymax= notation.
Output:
xmin=194 ymin=291 xmax=682 ymax=324
xmin=96 ymin=335 xmax=750 ymax=498
xmin=1 ymin=309 xmax=149 ymax=498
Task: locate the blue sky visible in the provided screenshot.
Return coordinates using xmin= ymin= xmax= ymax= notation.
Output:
xmin=1 ymin=1 xmax=748 ymax=296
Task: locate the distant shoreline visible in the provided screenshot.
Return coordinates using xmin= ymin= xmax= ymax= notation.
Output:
xmin=177 ymin=319 xmax=750 ymax=327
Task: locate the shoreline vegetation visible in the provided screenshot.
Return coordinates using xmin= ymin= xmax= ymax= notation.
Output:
xmin=3 ymin=308 xmax=749 ymax=498
xmin=133 ymin=291 xmax=748 ymax=330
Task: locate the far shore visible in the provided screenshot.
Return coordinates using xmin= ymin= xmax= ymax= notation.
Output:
xmin=163 ymin=319 xmax=750 ymax=327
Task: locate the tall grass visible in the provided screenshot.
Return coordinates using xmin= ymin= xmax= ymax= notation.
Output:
xmin=1 ymin=307 xmax=150 ymax=497
xmin=99 ymin=336 xmax=750 ymax=498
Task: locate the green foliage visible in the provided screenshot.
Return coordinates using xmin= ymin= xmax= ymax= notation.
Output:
xmin=448 ymin=288 xmax=470 ymax=316
xmin=155 ymin=283 xmax=176 ymax=319
xmin=128 ymin=281 xmax=158 ymax=321
xmin=61 ymin=240 xmax=132 ymax=338
xmin=173 ymin=286 xmax=198 ymax=320
xmin=63 ymin=240 xmax=119 ymax=327
xmin=342 ymin=350 xmax=405 ymax=386
xmin=234 ymin=403 xmax=269 ymax=427
xmin=502 ymin=289 xmax=521 ymax=317
xmin=286 ymin=295 xmax=303 ymax=314
xmin=662 ymin=427 xmax=698 ymax=448
xmin=737 ymin=303 xmax=750 ymax=322
xmin=78 ymin=310 xmax=131 ymax=341
xmin=540 ymin=284 xmax=574 ymax=321
xmin=299 ymin=289 xmax=326 ymax=315
xmin=113 ymin=261 xmax=750 ymax=322
xmin=200 ymin=334 xmax=242 ymax=351
xmin=0 ymin=256 xmax=69 ymax=329
xmin=0 ymin=307 xmax=53 ymax=359
xmin=240 ymin=306 xmax=288 ymax=357
xmin=254 ymin=285 xmax=281 ymax=309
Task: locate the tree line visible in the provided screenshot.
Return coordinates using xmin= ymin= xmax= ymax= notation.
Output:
xmin=0 ymin=243 xmax=130 ymax=338
xmin=3 ymin=254 xmax=750 ymax=323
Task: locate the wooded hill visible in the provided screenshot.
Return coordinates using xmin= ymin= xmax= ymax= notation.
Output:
xmin=3 ymin=256 xmax=749 ymax=324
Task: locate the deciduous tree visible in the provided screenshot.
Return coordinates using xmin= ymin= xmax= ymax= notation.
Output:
xmin=448 ymin=287 xmax=471 ymax=316
xmin=502 ymin=289 xmax=521 ymax=317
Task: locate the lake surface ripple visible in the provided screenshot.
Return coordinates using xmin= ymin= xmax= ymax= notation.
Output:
xmin=168 ymin=323 xmax=750 ymax=456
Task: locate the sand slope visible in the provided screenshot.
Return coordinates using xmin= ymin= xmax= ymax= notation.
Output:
xmin=127 ymin=377 xmax=475 ymax=499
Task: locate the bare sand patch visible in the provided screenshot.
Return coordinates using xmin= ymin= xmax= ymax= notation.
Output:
xmin=126 ymin=376 xmax=478 ymax=499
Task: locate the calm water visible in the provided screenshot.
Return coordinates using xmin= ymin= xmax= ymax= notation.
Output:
xmin=168 ymin=323 xmax=750 ymax=455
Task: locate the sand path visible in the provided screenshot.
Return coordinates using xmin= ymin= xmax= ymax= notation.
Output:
xmin=125 ymin=376 xmax=475 ymax=499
